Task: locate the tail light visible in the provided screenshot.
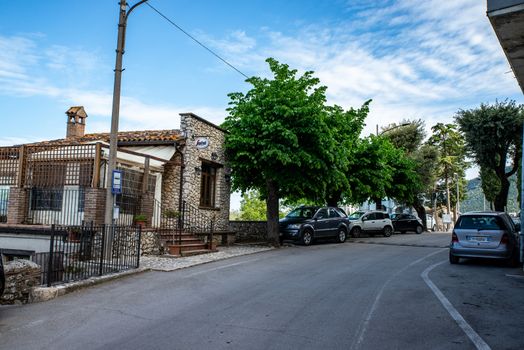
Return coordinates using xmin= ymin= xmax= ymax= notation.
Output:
xmin=500 ymin=233 xmax=509 ymax=245
xmin=451 ymin=232 xmax=458 ymax=243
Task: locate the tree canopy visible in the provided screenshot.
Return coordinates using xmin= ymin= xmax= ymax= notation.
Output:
xmin=455 ymin=100 xmax=523 ymax=211
xmin=223 ymin=58 xmax=348 ymax=245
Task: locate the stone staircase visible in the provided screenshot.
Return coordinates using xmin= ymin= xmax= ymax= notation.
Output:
xmin=159 ymin=231 xmax=216 ymax=257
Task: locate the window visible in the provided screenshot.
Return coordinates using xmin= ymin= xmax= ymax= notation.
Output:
xmin=30 ymin=188 xmax=63 ymax=211
xmin=200 ymin=163 xmax=217 ymax=207
xmin=329 ymin=208 xmax=342 ymax=218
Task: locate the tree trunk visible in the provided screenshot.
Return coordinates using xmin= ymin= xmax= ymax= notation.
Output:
xmin=266 ymin=180 xmax=280 ymax=247
xmin=373 ymin=196 xmax=382 ymax=211
xmin=326 ymin=191 xmax=341 ymax=207
xmin=413 ymin=202 xmax=427 ymax=231
xmin=494 ymin=173 xmax=510 ymax=212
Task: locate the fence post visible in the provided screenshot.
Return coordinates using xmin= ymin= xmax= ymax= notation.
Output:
xmin=209 ymin=219 xmax=214 ymax=250
xmin=99 ymin=225 xmax=106 ymax=276
xmin=136 ymin=225 xmax=141 ymax=268
xmin=179 ymin=201 xmax=185 ymax=246
xmin=47 ymin=225 xmax=56 ymax=287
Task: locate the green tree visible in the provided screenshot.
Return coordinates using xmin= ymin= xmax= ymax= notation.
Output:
xmin=480 ymin=167 xmax=501 ymax=210
xmin=344 ymin=136 xmax=420 ymax=211
xmin=383 ymin=120 xmax=438 ymax=228
xmin=223 ymin=58 xmax=335 ymax=245
xmin=239 ymin=191 xmax=267 ymax=221
xmin=455 ymin=100 xmax=523 ymax=211
xmin=427 ymin=123 xmax=467 ymax=221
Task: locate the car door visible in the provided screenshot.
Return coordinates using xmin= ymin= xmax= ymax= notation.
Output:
xmin=328 ymin=208 xmax=343 ymax=236
xmin=361 ymin=212 xmax=377 ymax=232
xmin=313 ymin=208 xmax=330 ymax=237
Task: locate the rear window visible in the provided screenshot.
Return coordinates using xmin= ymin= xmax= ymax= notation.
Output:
xmin=456 ymin=215 xmax=505 ymax=230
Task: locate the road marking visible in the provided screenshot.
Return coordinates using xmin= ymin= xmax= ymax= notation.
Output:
xmin=350 ymin=249 xmax=445 ymax=350
xmin=421 ymin=261 xmax=491 ymax=350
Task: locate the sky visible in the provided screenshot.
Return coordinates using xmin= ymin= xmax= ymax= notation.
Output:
xmin=1 ymin=0 xmax=523 ymax=210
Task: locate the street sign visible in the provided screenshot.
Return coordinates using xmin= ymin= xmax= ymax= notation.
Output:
xmin=111 ymin=170 xmax=123 ymax=194
xmin=442 ymin=214 xmax=452 ymax=224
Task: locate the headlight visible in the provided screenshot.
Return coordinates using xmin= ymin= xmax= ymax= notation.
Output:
xmin=287 ymin=224 xmax=300 ymax=229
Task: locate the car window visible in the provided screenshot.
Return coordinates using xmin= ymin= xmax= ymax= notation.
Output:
xmin=456 ymin=215 xmax=505 ymax=230
xmin=329 ymin=208 xmax=341 ymax=218
xmin=336 ymin=208 xmax=347 ymax=217
xmin=349 ymin=211 xmax=365 ymax=220
xmin=366 ymin=213 xmax=377 ymax=220
xmin=375 ymin=212 xmax=385 ymax=219
xmin=286 ymin=207 xmax=315 ymax=219
xmin=315 ymin=208 xmax=328 ymax=219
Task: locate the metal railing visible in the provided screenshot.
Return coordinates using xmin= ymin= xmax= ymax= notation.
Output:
xmin=154 ymin=200 xmax=214 ymax=247
xmin=34 ymin=223 xmax=141 ymax=287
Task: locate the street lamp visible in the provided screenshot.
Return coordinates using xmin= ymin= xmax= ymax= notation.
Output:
xmin=105 ymin=0 xmax=149 ymax=225
xmin=376 ymin=122 xmax=411 ymax=136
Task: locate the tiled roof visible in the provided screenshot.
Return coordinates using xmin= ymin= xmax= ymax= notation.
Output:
xmin=27 ymin=129 xmax=184 ymax=147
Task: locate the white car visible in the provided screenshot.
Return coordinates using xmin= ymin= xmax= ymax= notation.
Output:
xmin=347 ymin=211 xmax=394 ymax=238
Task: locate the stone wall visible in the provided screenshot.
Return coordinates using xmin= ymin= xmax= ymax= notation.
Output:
xmin=161 ymin=153 xmax=182 ymax=212
xmin=7 ymin=187 xmax=28 ymax=224
xmin=1 ymin=259 xmax=41 ymax=305
xmin=140 ymin=230 xmax=160 ymax=255
xmin=180 ymin=113 xmax=231 ymax=231
xmin=230 ymin=221 xmax=267 ymax=242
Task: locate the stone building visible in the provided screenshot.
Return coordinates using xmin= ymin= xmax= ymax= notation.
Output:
xmin=0 ymin=107 xmax=231 ymax=232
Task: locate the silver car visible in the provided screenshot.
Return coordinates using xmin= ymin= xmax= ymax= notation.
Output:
xmin=449 ymin=211 xmax=520 ymax=266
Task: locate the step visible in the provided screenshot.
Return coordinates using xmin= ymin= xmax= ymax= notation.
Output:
xmin=180 ymin=249 xmax=216 ymax=257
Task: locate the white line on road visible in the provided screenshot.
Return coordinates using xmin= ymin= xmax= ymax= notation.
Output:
xmin=350 ymin=249 xmax=446 ymax=350
xmin=421 ymin=261 xmax=491 ymax=350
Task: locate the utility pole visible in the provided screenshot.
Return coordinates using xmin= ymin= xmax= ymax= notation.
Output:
xmin=105 ymin=0 xmax=148 ymax=225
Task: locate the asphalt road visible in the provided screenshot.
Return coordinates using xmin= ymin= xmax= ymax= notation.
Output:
xmin=1 ymin=232 xmax=523 ymax=350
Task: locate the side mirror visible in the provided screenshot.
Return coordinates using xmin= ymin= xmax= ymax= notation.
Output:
xmin=361 ymin=216 xmax=367 ymax=221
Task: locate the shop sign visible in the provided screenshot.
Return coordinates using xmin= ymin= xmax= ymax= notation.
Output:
xmin=195 ymin=137 xmax=209 ymax=149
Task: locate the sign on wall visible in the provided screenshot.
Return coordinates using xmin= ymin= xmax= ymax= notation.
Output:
xmin=111 ymin=170 xmax=123 ymax=194
xmin=195 ymin=137 xmax=210 ymax=149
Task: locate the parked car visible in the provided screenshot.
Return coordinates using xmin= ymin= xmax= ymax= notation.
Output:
xmin=426 ymin=214 xmax=437 ymax=231
xmin=0 ymin=254 xmax=4 ymax=297
xmin=279 ymin=206 xmax=350 ymax=245
xmin=449 ymin=211 xmax=520 ymax=266
xmin=347 ymin=211 xmax=393 ymax=237
xmin=390 ymin=213 xmax=424 ymax=234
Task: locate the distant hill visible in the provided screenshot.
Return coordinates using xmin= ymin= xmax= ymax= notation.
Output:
xmin=461 ymin=172 xmax=519 ymax=214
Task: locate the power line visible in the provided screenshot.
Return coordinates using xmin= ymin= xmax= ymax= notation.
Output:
xmin=145 ymin=2 xmax=249 ymax=79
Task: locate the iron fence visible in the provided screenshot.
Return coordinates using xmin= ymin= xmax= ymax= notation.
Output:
xmin=27 ymin=187 xmax=85 ymax=225
xmin=35 ymin=223 xmax=141 ymax=287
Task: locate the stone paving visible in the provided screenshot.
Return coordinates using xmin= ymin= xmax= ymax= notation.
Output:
xmin=140 ymin=244 xmax=274 ymax=271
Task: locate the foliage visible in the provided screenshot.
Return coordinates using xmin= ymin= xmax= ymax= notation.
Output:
xmin=381 ymin=119 xmax=425 ymax=154
xmin=427 ymin=123 xmax=468 ymax=210
xmin=239 ymin=191 xmax=267 ymax=221
xmin=344 ymin=136 xmax=420 ymax=206
xmin=163 ymin=209 xmax=180 ymax=218
xmin=479 ymin=167 xmax=500 ymax=206
xmin=133 ymin=214 xmax=147 ymax=222
xmin=455 ymin=100 xmax=523 ymax=211
xmin=223 ymin=58 xmax=336 ymax=245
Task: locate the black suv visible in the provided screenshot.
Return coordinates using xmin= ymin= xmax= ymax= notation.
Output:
xmin=279 ymin=206 xmax=350 ymax=245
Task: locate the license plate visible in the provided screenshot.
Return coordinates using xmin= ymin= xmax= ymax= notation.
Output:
xmin=467 ymin=236 xmax=489 ymax=242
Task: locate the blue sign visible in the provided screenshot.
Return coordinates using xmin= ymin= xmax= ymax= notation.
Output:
xmin=111 ymin=170 xmax=123 ymax=194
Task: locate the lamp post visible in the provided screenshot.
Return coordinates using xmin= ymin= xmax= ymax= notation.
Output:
xmin=105 ymin=0 xmax=148 ymax=225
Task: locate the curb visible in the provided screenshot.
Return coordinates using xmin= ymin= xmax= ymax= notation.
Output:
xmin=30 ymin=267 xmax=150 ymax=303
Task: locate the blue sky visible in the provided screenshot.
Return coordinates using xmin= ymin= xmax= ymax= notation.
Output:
xmin=1 ymin=0 xmax=523 ymax=209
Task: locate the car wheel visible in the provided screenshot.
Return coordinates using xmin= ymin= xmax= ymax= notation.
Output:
xmin=383 ymin=226 xmax=392 ymax=237
xmin=351 ymin=226 xmax=361 ymax=238
xmin=302 ymin=229 xmax=313 ymax=246
xmin=415 ymin=225 xmax=423 ymax=234
xmin=432 ymin=225 xmax=436 ymax=232
xmin=449 ymin=252 xmax=460 ymax=264
xmin=336 ymin=228 xmax=347 ymax=243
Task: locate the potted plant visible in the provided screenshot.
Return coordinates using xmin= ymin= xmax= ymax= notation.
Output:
xmin=133 ymin=214 xmax=148 ymax=228
xmin=163 ymin=209 xmax=180 ymax=219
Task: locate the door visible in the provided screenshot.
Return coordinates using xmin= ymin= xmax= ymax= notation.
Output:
xmin=313 ymin=208 xmax=331 ymax=237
